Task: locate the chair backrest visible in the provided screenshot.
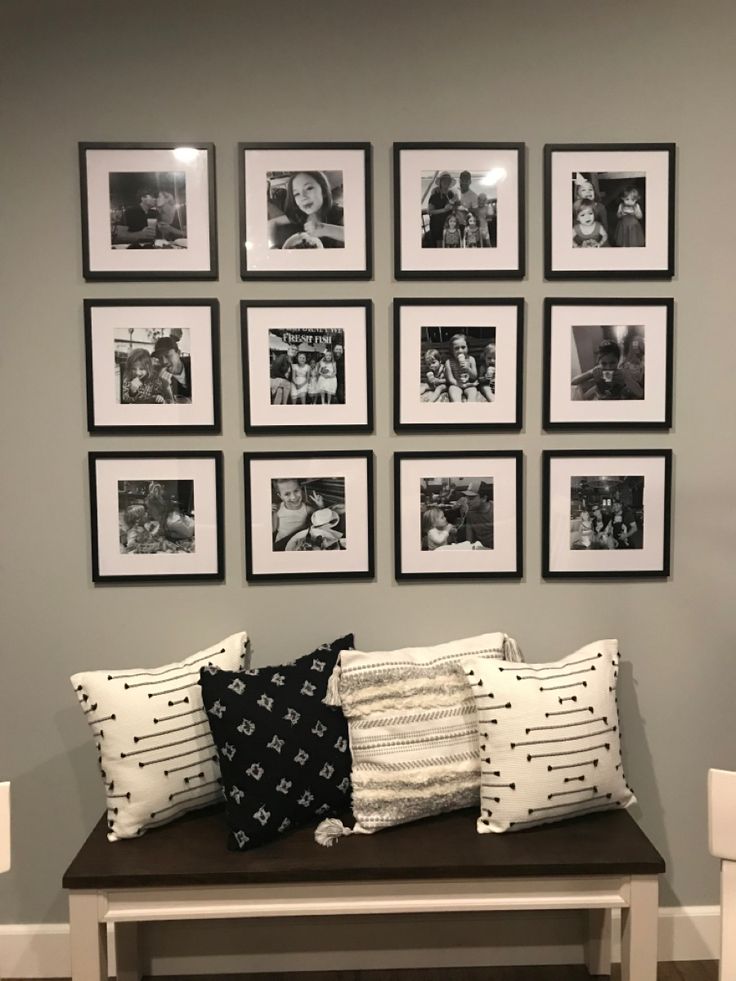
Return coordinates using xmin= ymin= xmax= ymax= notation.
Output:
xmin=708 ymin=768 xmax=736 ymax=861
xmin=0 ymin=782 xmax=9 ymax=873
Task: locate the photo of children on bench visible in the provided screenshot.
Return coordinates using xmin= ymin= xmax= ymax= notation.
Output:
xmin=118 ymin=479 xmax=195 ymax=554
xmin=419 ymin=326 xmax=496 ymax=405
xmin=571 ymin=324 xmax=645 ymax=401
xmin=271 ymin=476 xmax=346 ymax=552
xmin=569 ymin=475 xmax=644 ymax=551
xmin=268 ymin=328 xmax=345 ymax=406
xmin=571 ymin=171 xmax=646 ymax=249
xmin=421 ymin=169 xmax=498 ymax=249
xmin=420 ymin=476 xmax=493 ymax=551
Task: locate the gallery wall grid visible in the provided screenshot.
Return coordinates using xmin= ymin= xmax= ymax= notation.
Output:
xmin=77 ymin=139 xmax=677 ymax=585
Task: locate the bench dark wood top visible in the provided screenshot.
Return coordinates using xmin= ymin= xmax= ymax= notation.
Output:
xmin=63 ymin=806 xmax=665 ymax=890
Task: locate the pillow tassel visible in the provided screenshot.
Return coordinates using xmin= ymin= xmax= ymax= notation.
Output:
xmin=322 ymin=662 xmax=342 ymax=707
xmin=503 ymin=635 xmax=524 ymax=663
xmin=314 ymin=817 xmax=355 ymax=847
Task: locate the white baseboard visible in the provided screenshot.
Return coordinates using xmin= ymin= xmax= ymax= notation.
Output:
xmin=0 ymin=907 xmax=720 ymax=978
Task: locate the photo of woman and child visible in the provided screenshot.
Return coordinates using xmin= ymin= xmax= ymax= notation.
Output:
xmin=118 ymin=480 xmax=195 ymax=555
xmin=267 ymin=170 xmax=345 ymax=250
xmin=421 ymin=170 xmax=498 ymax=249
xmin=420 ymin=477 xmax=494 ymax=551
xmin=115 ymin=328 xmax=192 ymax=405
xmin=571 ymin=325 xmax=645 ymax=401
xmin=271 ymin=476 xmax=347 ymax=552
xmin=109 ymin=171 xmax=187 ymax=249
xmin=571 ymin=172 xmax=646 ymax=248
xmin=268 ymin=329 xmax=345 ymax=406
xmin=569 ymin=476 xmax=644 ymax=551
xmin=419 ymin=328 xmax=496 ymax=404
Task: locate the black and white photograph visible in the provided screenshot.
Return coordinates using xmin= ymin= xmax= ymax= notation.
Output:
xmin=394 ymin=143 xmax=524 ymax=279
xmin=84 ymin=299 xmax=220 ymax=434
xmin=543 ymin=298 xmax=673 ymax=430
xmin=239 ymin=143 xmax=372 ymax=279
xmin=543 ymin=450 xmax=672 ymax=578
xmin=89 ymin=451 xmax=224 ymax=583
xmin=79 ymin=143 xmax=217 ymax=280
xmin=245 ymin=451 xmax=374 ymax=582
xmin=394 ymin=451 xmax=522 ymax=580
xmin=545 ymin=144 xmax=675 ymax=278
xmin=394 ymin=299 xmax=523 ymax=432
xmin=241 ymin=300 xmax=372 ymax=434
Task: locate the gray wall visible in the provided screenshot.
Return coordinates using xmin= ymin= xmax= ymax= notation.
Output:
xmin=1 ymin=0 xmax=735 ymax=927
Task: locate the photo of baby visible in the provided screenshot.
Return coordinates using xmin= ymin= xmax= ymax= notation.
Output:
xmin=114 ymin=327 xmax=192 ymax=405
xmin=570 ymin=324 xmax=645 ymax=401
xmin=571 ymin=172 xmax=646 ymax=248
xmin=419 ymin=326 xmax=496 ymax=404
xmin=271 ymin=476 xmax=346 ymax=552
xmin=266 ymin=170 xmax=345 ymax=250
xmin=420 ymin=170 xmax=499 ymax=249
xmin=419 ymin=476 xmax=494 ymax=551
xmin=118 ymin=480 xmax=195 ymax=554
xmin=569 ymin=475 xmax=644 ymax=551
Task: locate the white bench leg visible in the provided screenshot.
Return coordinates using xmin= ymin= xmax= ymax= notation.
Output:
xmin=584 ymin=908 xmax=612 ymax=976
xmin=620 ymin=875 xmax=658 ymax=981
xmin=69 ymin=892 xmax=108 ymax=981
xmin=114 ymin=922 xmax=141 ymax=981
xmin=721 ymin=860 xmax=736 ymax=981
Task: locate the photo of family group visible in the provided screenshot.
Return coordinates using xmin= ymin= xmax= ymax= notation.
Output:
xmin=267 ymin=170 xmax=345 ymax=250
xmin=271 ymin=476 xmax=346 ymax=552
xmin=118 ymin=479 xmax=195 ymax=555
xmin=114 ymin=328 xmax=192 ymax=405
xmin=420 ymin=476 xmax=494 ymax=551
xmin=419 ymin=327 xmax=496 ymax=403
xmin=569 ymin=475 xmax=644 ymax=551
xmin=268 ymin=329 xmax=345 ymax=406
xmin=571 ymin=324 xmax=645 ymax=401
xmin=421 ymin=169 xmax=498 ymax=249
xmin=571 ymin=172 xmax=646 ymax=249
xmin=109 ymin=171 xmax=187 ymax=249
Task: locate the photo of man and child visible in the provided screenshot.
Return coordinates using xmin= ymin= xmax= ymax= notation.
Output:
xmin=571 ymin=324 xmax=645 ymax=401
xmin=421 ymin=170 xmax=498 ymax=249
xmin=267 ymin=170 xmax=345 ymax=250
xmin=569 ymin=476 xmax=644 ymax=551
xmin=109 ymin=171 xmax=187 ymax=249
xmin=420 ymin=327 xmax=496 ymax=404
xmin=271 ymin=476 xmax=347 ymax=552
xmin=571 ymin=172 xmax=646 ymax=249
xmin=268 ymin=329 xmax=345 ymax=406
xmin=115 ymin=328 xmax=192 ymax=405
xmin=118 ymin=480 xmax=195 ymax=555
xmin=420 ymin=477 xmax=494 ymax=551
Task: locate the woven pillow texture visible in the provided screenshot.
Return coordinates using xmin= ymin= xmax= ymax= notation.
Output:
xmin=334 ymin=631 xmax=522 ymax=834
xmin=71 ymin=631 xmax=248 ymax=840
xmin=461 ymin=638 xmax=635 ymax=833
xmin=200 ymin=634 xmax=354 ymax=850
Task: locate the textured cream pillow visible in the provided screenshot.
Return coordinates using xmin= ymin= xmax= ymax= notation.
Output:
xmin=71 ymin=632 xmax=248 ymax=840
xmin=325 ymin=631 xmax=522 ymax=837
xmin=461 ymin=638 xmax=635 ymax=833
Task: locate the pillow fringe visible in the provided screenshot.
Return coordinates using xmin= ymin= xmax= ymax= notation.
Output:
xmin=323 ymin=662 xmax=343 ymax=707
xmin=314 ymin=817 xmax=369 ymax=847
xmin=503 ymin=635 xmax=524 ymax=663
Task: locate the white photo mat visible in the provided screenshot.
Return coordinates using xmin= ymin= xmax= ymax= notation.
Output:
xmin=397 ymin=147 xmax=521 ymax=273
xmin=397 ymin=303 xmax=519 ymax=426
xmin=83 ymin=147 xmax=213 ymax=274
xmin=92 ymin=456 xmax=220 ymax=578
xmin=397 ymin=455 xmax=520 ymax=575
xmin=88 ymin=304 xmax=216 ymax=428
xmin=244 ymin=305 xmax=369 ymax=428
xmin=546 ymin=455 xmax=668 ymax=574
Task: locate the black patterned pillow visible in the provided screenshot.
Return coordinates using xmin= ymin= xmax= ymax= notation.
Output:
xmin=199 ymin=635 xmax=354 ymax=850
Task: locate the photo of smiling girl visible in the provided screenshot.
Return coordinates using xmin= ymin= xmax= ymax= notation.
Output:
xmin=267 ymin=170 xmax=345 ymax=249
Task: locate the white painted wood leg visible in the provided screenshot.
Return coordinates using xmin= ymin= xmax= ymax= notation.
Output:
xmin=720 ymin=860 xmax=736 ymax=981
xmin=114 ymin=921 xmax=141 ymax=981
xmin=69 ymin=892 xmax=108 ymax=981
xmin=620 ymin=875 xmax=658 ymax=981
xmin=584 ymin=907 xmax=612 ymax=976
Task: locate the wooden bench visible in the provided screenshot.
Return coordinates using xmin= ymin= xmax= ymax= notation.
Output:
xmin=63 ymin=805 xmax=665 ymax=981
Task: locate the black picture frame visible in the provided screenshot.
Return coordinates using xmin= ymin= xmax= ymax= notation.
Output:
xmin=394 ymin=450 xmax=523 ymax=581
xmin=393 ymin=142 xmax=526 ymax=280
xmin=544 ymin=142 xmax=676 ymax=280
xmin=244 ymin=450 xmax=375 ymax=583
xmin=542 ymin=449 xmax=673 ymax=580
xmin=241 ymin=299 xmax=374 ymax=435
xmin=238 ymin=142 xmax=373 ymax=280
xmin=393 ymin=297 xmax=524 ymax=433
xmin=89 ymin=450 xmax=224 ymax=584
xmin=79 ymin=142 xmax=218 ymax=281
xmin=543 ymin=297 xmax=674 ymax=431
xmin=84 ymin=298 xmax=221 ymax=435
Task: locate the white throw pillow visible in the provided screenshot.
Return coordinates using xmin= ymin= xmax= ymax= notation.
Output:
xmin=460 ymin=639 xmax=635 ymax=833
xmin=71 ymin=631 xmax=248 ymax=840
xmin=329 ymin=631 xmax=522 ymax=835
